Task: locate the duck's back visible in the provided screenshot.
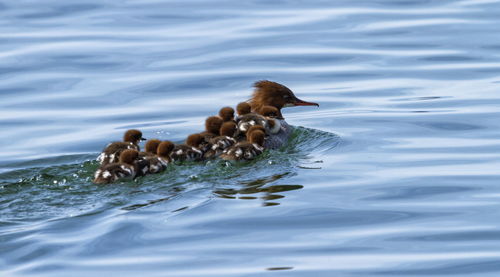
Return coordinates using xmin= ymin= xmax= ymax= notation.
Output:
xmin=264 ymin=120 xmax=292 ymax=149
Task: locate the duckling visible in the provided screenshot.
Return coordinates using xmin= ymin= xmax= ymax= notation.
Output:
xmin=220 ymin=129 xmax=265 ymax=161
xmin=139 ymin=139 xmax=161 ymax=158
xmin=219 ymin=106 xmax=235 ymax=123
xmin=204 ymin=121 xmax=237 ymax=159
xmin=246 ymin=125 xmax=267 ymax=139
xmin=170 ymin=134 xmax=204 ymax=162
xmin=97 ymin=129 xmax=146 ymax=165
xmin=258 ymin=105 xmax=281 ymax=135
xmin=199 ymin=116 xmax=224 ymax=150
xmin=235 ymin=112 xmax=268 ymax=138
xmin=147 ymin=141 xmax=175 ymax=173
xmin=236 ymin=102 xmax=251 ymax=117
xmin=93 ymin=149 xmax=139 ymax=184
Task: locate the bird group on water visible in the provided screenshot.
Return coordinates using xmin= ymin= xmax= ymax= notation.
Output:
xmin=93 ymin=81 xmax=319 ymax=184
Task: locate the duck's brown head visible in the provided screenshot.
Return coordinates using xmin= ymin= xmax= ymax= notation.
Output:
xmin=219 ymin=107 xmax=235 ymax=122
xmin=246 ymin=125 xmax=266 ymax=141
xmin=250 ymin=80 xmax=318 ymax=119
xmin=259 ymin=105 xmax=280 ymax=118
xmin=124 ymin=129 xmax=146 ymax=145
xmin=220 ymin=121 xmax=237 ymax=137
xmin=144 ymin=139 xmax=161 ymax=154
xmin=119 ymin=149 xmax=139 ymax=165
xmin=236 ymin=102 xmax=251 ymax=116
xmin=248 ymin=130 xmax=265 ymax=147
xmin=205 ymin=116 xmax=223 ymax=135
xmin=157 ymin=141 xmax=175 ymax=158
xmin=186 ymin=133 xmax=205 ymax=148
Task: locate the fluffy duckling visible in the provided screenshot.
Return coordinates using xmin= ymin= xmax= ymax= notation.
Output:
xmin=236 ymin=102 xmax=252 ymax=117
xmin=97 ymin=129 xmax=146 ymax=165
xmin=246 ymin=125 xmax=266 ymax=139
xmin=139 ymin=139 xmax=161 ymax=158
xmin=259 ymin=105 xmax=280 ymax=118
xmin=93 ymin=149 xmax=139 ymax=184
xmin=134 ymin=139 xmax=163 ymax=175
xmin=147 ymin=141 xmax=175 ymax=173
xmin=220 ymin=129 xmax=265 ymax=161
xmin=259 ymin=105 xmax=282 ymax=135
xmin=235 ymin=112 xmax=268 ymax=137
xmin=219 ymin=106 xmax=235 ymax=122
xmin=200 ymin=116 xmax=224 ymax=150
xmin=170 ymin=134 xmax=204 ymax=162
xmin=204 ymin=121 xmax=237 ymax=159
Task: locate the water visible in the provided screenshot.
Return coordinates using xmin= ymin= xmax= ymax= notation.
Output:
xmin=1 ymin=0 xmax=500 ymax=275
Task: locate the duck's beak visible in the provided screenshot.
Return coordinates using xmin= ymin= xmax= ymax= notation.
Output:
xmin=292 ymin=96 xmax=319 ymax=107
xmin=141 ymin=138 xmax=147 ymax=141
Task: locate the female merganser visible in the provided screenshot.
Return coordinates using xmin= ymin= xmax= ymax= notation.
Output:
xmin=147 ymin=140 xmax=174 ymax=173
xmin=93 ymin=149 xmax=139 ymax=184
xmin=248 ymin=80 xmax=318 ymax=148
xmin=170 ymin=134 xmax=204 ymax=162
xmin=220 ymin=129 xmax=266 ymax=161
xmin=219 ymin=107 xmax=235 ymax=123
xmin=97 ymin=129 xmax=146 ymax=165
xmin=204 ymin=121 xmax=237 ymax=159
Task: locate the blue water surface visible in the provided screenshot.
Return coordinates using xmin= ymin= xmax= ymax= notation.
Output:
xmin=1 ymin=0 xmax=500 ymax=276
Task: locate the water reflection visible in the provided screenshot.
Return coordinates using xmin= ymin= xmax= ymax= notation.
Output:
xmin=214 ymin=173 xmax=304 ymax=206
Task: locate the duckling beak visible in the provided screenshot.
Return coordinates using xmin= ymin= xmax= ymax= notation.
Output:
xmin=292 ymin=96 xmax=319 ymax=107
xmin=141 ymin=138 xmax=147 ymax=141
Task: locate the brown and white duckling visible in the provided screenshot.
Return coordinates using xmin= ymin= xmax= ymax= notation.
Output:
xmin=139 ymin=139 xmax=161 ymax=158
xmin=134 ymin=139 xmax=164 ymax=177
xmin=220 ymin=129 xmax=265 ymax=161
xmin=97 ymin=129 xmax=146 ymax=165
xmin=236 ymin=102 xmax=251 ymax=117
xmin=199 ymin=116 xmax=224 ymax=151
xmin=93 ymin=149 xmax=139 ymax=184
xmin=246 ymin=125 xmax=267 ymax=139
xmin=170 ymin=134 xmax=204 ymax=162
xmin=235 ymin=112 xmax=268 ymax=137
xmin=146 ymin=141 xmax=174 ymax=173
xmin=235 ymin=102 xmax=267 ymax=141
xmin=219 ymin=106 xmax=235 ymax=123
xmin=204 ymin=121 xmax=237 ymax=159
xmin=259 ymin=105 xmax=281 ymax=135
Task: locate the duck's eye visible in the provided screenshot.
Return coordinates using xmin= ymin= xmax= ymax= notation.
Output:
xmin=283 ymin=94 xmax=290 ymax=100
